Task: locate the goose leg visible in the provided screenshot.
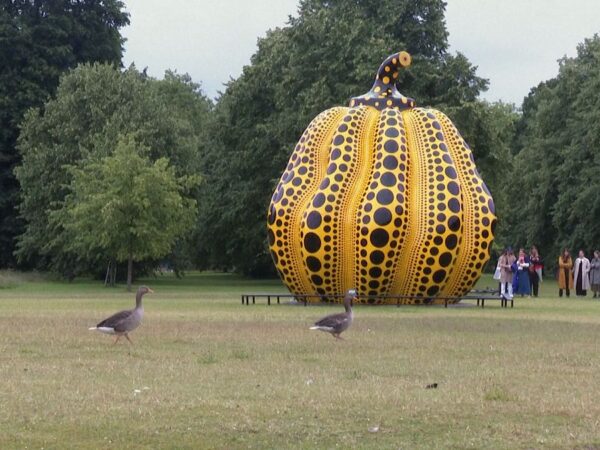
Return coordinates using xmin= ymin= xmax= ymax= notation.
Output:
xmin=125 ymin=333 xmax=133 ymax=344
xmin=113 ymin=335 xmax=121 ymax=345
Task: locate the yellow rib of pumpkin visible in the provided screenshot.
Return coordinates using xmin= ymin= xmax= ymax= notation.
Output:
xmin=299 ymin=107 xmax=370 ymax=296
xmin=343 ymin=106 xmax=379 ymax=293
xmin=436 ymin=112 xmax=496 ymax=296
xmin=389 ymin=109 xmax=463 ymax=300
xmin=355 ymin=108 xmax=411 ymax=302
xmin=267 ymin=107 xmax=346 ymax=295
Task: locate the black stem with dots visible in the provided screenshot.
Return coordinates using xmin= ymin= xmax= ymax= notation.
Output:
xmin=350 ymin=51 xmax=415 ymax=111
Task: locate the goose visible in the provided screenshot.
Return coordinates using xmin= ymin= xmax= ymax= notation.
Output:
xmin=310 ymin=289 xmax=356 ymax=339
xmin=89 ymin=286 xmax=153 ymax=344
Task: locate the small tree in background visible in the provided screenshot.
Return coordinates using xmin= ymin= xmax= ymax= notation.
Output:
xmin=56 ymin=135 xmax=199 ymax=290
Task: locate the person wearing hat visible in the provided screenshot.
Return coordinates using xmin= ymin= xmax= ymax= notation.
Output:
xmin=498 ymin=247 xmax=516 ymax=300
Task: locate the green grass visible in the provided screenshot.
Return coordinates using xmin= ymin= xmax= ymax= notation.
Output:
xmin=1 ymin=272 xmax=600 ymax=449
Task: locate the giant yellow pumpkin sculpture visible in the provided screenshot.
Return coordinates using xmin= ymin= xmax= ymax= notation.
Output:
xmin=267 ymin=51 xmax=496 ymax=304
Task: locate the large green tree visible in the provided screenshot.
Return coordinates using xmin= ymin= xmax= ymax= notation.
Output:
xmin=0 ymin=0 xmax=129 ymax=267
xmin=196 ymin=0 xmax=514 ymax=276
xmin=501 ymin=35 xmax=600 ymax=268
xmin=57 ymin=136 xmax=199 ymax=290
xmin=15 ymin=63 xmax=211 ymax=277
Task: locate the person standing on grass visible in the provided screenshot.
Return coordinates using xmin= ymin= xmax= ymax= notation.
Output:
xmin=573 ymin=249 xmax=591 ymax=296
xmin=512 ymin=248 xmax=531 ymax=297
xmin=558 ymin=248 xmax=574 ymax=297
xmin=529 ymin=246 xmax=542 ymax=297
xmin=590 ymin=251 xmax=600 ymax=298
xmin=499 ymin=247 xmax=516 ymax=299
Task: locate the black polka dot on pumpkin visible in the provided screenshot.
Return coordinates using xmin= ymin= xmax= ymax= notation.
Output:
xmin=369 ymin=267 xmax=382 ymax=278
xmin=311 ymin=274 xmax=324 ymax=286
xmin=306 ymin=256 xmax=321 ymax=272
xmin=448 ymin=216 xmax=461 ymax=232
xmin=267 ymin=228 xmax=275 ymax=246
xmin=370 ymin=251 xmax=385 ymax=264
xmin=370 ymin=229 xmax=389 ymax=248
xmin=445 ymin=166 xmax=457 ymax=180
xmin=374 ymin=208 xmax=392 ymax=226
xmin=448 ymin=198 xmax=460 ymax=213
xmin=304 ymin=233 xmax=321 ymax=253
xmin=385 ymin=128 xmax=399 ymax=138
xmin=377 ymin=189 xmax=394 ymax=205
xmin=427 ymin=286 xmax=439 ymax=296
xmin=448 ymin=181 xmax=459 ymax=195
xmin=380 ymin=172 xmax=396 ymax=186
xmin=432 ymin=269 xmax=446 ymax=283
xmin=439 ymin=252 xmax=452 ymax=267
xmin=313 ymin=193 xmax=325 ymax=208
xmin=445 ymin=234 xmax=458 ymax=250
xmin=306 ymin=211 xmax=322 ymax=229
xmin=384 ymin=140 xmax=398 ymax=153
xmin=268 ymin=206 xmax=276 ymax=224
xmin=383 ymin=155 xmax=398 ymax=170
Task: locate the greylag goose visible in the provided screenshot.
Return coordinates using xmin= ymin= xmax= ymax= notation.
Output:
xmin=89 ymin=286 xmax=153 ymax=344
xmin=310 ymin=289 xmax=356 ymax=339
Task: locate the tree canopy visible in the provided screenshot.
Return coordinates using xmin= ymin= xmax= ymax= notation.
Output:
xmin=0 ymin=0 xmax=129 ymax=267
xmin=15 ymin=63 xmax=212 ymax=277
xmin=57 ymin=135 xmax=199 ymax=290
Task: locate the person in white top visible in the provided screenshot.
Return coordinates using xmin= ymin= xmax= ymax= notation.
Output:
xmin=573 ymin=250 xmax=591 ymax=297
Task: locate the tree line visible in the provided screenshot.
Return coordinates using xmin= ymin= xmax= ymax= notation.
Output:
xmin=0 ymin=0 xmax=598 ymax=283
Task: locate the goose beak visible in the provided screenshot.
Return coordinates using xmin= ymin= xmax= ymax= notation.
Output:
xmin=148 ymin=288 xmax=154 ymax=294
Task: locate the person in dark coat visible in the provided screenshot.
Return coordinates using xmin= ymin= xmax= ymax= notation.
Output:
xmin=529 ymin=246 xmax=543 ymax=297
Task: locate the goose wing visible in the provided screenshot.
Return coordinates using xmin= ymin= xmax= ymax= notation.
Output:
xmin=96 ymin=309 xmax=134 ymax=332
xmin=314 ymin=311 xmax=351 ymax=330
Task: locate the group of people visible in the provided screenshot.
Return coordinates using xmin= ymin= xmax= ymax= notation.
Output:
xmin=495 ymin=247 xmax=600 ymax=299
xmin=496 ymin=247 xmax=543 ymax=299
xmin=556 ymin=249 xmax=600 ymax=297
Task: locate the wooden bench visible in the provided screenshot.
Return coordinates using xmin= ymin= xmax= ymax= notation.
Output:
xmin=241 ymin=291 xmax=512 ymax=308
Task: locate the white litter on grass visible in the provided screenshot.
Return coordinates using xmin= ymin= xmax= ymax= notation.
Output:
xmin=368 ymin=425 xmax=380 ymax=433
xmin=305 ymin=378 xmax=314 ymax=385
xmin=133 ymin=387 xmax=150 ymax=395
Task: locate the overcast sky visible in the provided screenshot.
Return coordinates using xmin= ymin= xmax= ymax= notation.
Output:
xmin=121 ymin=0 xmax=600 ymax=106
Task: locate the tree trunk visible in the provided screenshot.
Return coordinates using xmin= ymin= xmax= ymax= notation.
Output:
xmin=127 ymin=254 xmax=133 ymax=292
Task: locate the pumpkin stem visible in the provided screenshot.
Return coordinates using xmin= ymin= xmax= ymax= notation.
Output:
xmin=350 ymin=51 xmax=415 ymax=111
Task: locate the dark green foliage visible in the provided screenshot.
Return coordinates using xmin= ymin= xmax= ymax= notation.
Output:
xmin=0 ymin=0 xmax=129 ymax=267
xmin=501 ymin=36 xmax=600 ymax=269
xmin=15 ymin=64 xmax=211 ymax=277
xmin=196 ymin=0 xmax=513 ymax=276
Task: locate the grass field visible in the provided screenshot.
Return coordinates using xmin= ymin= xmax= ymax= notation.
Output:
xmin=1 ymin=271 xmax=600 ymax=449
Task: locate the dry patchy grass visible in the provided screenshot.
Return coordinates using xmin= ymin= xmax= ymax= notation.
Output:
xmin=1 ymin=273 xmax=600 ymax=449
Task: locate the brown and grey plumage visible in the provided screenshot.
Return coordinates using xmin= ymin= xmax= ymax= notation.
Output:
xmin=310 ymin=289 xmax=356 ymax=339
xmin=89 ymin=286 xmax=153 ymax=344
